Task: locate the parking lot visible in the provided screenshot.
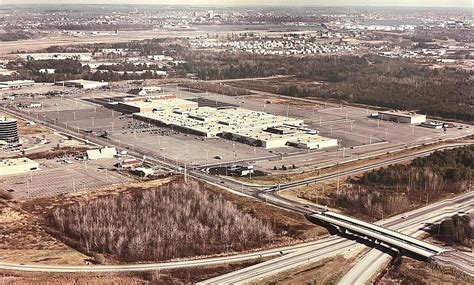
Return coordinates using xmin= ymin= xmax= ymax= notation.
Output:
xmin=0 ymin=158 xmax=130 ymax=198
xmin=3 ymin=85 xmax=472 ymax=172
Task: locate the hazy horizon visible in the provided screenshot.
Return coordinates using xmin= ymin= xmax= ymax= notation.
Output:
xmin=1 ymin=0 xmax=472 ymax=8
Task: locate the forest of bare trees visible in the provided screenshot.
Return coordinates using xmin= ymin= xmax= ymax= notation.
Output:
xmin=50 ymin=179 xmax=274 ymax=262
xmin=306 ymin=146 xmax=473 ymax=220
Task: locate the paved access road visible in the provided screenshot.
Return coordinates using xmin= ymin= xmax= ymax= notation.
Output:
xmin=1 ymin=106 xmax=472 ymax=281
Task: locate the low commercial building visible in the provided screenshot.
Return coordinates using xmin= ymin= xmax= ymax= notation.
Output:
xmin=0 ymin=80 xmax=35 ymax=89
xmin=134 ymin=102 xmax=336 ymax=150
xmin=56 ymin=79 xmax=108 ymax=90
xmin=0 ymin=117 xmax=19 ymax=143
xmin=421 ymin=121 xmax=444 ymax=129
xmin=86 ymin=146 xmax=117 ymax=160
xmin=18 ymin=102 xmax=42 ymax=108
xmin=287 ymin=135 xmax=339 ymax=150
xmin=377 ymin=111 xmax=426 ymax=124
xmin=0 ymin=157 xmax=39 ymax=176
xmin=227 ymin=128 xmax=337 ymax=149
xmin=228 ymin=165 xmax=254 ymax=176
xmin=133 ymin=167 xmax=154 ymax=177
xmin=119 ymin=158 xmax=141 ymax=168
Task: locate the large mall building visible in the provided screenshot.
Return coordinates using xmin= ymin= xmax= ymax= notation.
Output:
xmin=125 ymin=95 xmax=338 ymax=150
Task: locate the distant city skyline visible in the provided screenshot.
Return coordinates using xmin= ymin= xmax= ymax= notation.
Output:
xmin=1 ymin=0 xmax=472 ymax=8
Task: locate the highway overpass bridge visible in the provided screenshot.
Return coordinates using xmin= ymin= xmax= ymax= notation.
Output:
xmin=306 ymin=211 xmax=447 ymax=259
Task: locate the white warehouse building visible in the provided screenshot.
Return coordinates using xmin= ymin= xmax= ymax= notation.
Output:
xmin=133 ymin=99 xmax=337 ymax=150
xmin=377 ymin=111 xmax=426 ymax=124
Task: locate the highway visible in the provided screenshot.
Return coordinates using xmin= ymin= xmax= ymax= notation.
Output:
xmin=200 ymin=192 xmax=474 ymax=284
xmin=307 ymin=211 xmax=447 ymax=258
xmin=340 ymin=206 xmax=474 ymax=283
xmin=0 ymin=239 xmax=335 ymax=273
xmin=1 ymin=105 xmax=473 ymax=281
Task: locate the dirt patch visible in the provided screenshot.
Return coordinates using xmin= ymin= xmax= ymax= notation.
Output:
xmin=254 ymin=256 xmax=356 ymax=285
xmin=25 ymin=146 xmax=89 ymax=160
xmin=380 ymin=257 xmax=474 ymax=284
xmin=0 ymin=112 xmax=49 ymax=135
xmin=0 ymin=201 xmax=88 ymax=265
xmin=226 ymin=76 xmax=327 ymax=97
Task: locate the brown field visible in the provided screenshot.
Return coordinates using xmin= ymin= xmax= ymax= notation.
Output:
xmin=0 ymin=200 xmax=88 ymax=265
xmin=244 ymin=94 xmax=327 ymax=110
xmin=15 ymin=177 xmax=323 ymax=264
xmin=254 ymin=256 xmax=357 ymax=285
xmin=25 ymin=146 xmax=89 ymax=160
xmin=0 ymin=112 xmax=50 ymax=135
xmin=226 ymin=76 xmax=326 ymax=95
xmin=380 ymin=257 xmax=474 ymax=284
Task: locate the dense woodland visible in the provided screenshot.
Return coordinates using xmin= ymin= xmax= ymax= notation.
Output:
xmin=318 ymin=146 xmax=473 ymax=219
xmin=182 ymin=52 xmax=472 ymax=121
xmin=434 ymin=214 xmax=472 ymax=247
xmin=50 ymin=179 xmax=274 ymax=262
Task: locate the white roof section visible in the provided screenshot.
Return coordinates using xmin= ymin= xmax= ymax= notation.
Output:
xmin=135 ymin=106 xmax=304 ymax=137
xmin=122 ymin=98 xmax=197 ymax=111
xmin=378 ymin=110 xmax=426 ymax=119
xmin=0 ymin=80 xmax=35 ymax=87
xmin=86 ymin=147 xmax=117 ymax=160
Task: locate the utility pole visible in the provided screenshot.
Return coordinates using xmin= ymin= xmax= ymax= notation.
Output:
xmin=184 ymin=164 xmax=188 ymax=183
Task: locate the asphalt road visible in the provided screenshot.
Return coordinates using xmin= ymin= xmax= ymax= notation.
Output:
xmin=200 ymin=192 xmax=474 ymax=284
xmin=1 ymin=105 xmax=472 ymax=280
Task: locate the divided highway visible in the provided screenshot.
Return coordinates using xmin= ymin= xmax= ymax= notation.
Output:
xmin=1 ymin=105 xmax=472 ymax=282
xmin=201 ymin=192 xmax=474 ymax=284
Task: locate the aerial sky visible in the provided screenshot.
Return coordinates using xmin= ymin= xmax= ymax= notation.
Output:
xmin=1 ymin=0 xmax=472 ymax=8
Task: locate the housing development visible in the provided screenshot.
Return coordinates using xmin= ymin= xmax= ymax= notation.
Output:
xmin=0 ymin=3 xmax=472 ymax=285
